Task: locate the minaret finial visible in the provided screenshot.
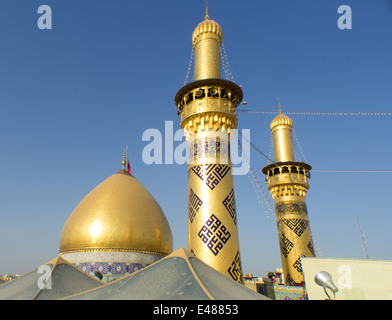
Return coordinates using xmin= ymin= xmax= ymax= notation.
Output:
xmin=122 ymin=146 xmax=128 ymax=170
xmin=205 ymin=0 xmax=209 ymax=20
xmin=278 ymin=97 xmax=282 ymax=114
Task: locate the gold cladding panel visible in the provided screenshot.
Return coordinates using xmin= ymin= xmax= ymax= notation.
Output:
xmin=192 ymin=19 xmax=222 ymax=81
xmin=272 ymin=127 xmax=295 ymax=162
xmin=181 ymin=97 xmax=237 ymax=126
xmin=187 ymin=163 xmax=242 ymax=283
xmin=194 ymin=37 xmax=221 ymax=80
xmin=274 ymin=198 xmax=315 ymax=285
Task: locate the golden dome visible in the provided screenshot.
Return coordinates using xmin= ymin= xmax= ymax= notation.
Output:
xmin=270 ymin=101 xmax=293 ymax=131
xmin=192 ymin=18 xmax=223 ymax=47
xmin=59 ymin=169 xmax=173 ymax=256
xmin=270 ymin=113 xmax=293 ymax=131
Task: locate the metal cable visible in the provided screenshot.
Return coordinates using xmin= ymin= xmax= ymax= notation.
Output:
xmin=238 ymin=110 xmax=392 ymax=116
xmin=183 ymin=48 xmax=194 ymax=85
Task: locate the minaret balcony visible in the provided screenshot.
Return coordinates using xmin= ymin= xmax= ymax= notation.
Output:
xmin=262 ymin=161 xmax=311 ymax=191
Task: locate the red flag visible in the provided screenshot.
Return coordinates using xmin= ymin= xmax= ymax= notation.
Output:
xmin=127 ymin=160 xmax=131 ymax=174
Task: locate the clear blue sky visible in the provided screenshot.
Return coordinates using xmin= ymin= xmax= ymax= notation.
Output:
xmin=0 ymin=0 xmax=391 ymax=276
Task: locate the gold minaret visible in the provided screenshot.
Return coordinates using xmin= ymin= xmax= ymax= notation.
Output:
xmin=262 ymin=102 xmax=315 ymax=286
xmin=174 ymin=10 xmax=243 ymax=283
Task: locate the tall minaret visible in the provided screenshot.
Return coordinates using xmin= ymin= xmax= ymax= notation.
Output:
xmin=262 ymin=103 xmax=315 ymax=286
xmin=174 ymin=10 xmax=243 ymax=283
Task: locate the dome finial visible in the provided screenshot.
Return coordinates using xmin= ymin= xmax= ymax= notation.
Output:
xmin=122 ymin=146 xmax=128 ymax=170
xmin=278 ymin=97 xmax=282 ymax=114
xmin=205 ymin=0 xmax=209 ymax=20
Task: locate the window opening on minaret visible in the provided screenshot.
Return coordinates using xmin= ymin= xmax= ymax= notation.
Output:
xmin=291 ymin=166 xmax=299 ymax=174
xmin=186 ymin=92 xmax=194 ymax=104
xmin=207 ymin=87 xmax=219 ymax=97
xmin=195 ymin=89 xmax=205 ymax=99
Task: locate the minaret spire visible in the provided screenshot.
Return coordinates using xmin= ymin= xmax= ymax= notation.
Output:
xmin=262 ymin=111 xmax=315 ymax=286
xmin=191 ymin=8 xmax=222 ymax=80
xmin=174 ymin=11 xmax=244 ymax=283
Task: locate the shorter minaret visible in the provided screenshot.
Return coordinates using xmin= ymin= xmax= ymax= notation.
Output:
xmin=262 ymin=103 xmax=315 ymax=286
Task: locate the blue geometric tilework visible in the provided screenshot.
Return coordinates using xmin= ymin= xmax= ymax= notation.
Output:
xmin=198 ymin=214 xmax=231 ymax=256
xmin=307 ymin=240 xmax=315 ymax=256
xmin=75 ymin=262 xmax=146 ymax=276
xmin=275 ymin=201 xmax=308 ymax=216
xmin=293 ymin=254 xmax=306 ymax=273
xmin=192 ymin=137 xmax=230 ymax=159
xmin=257 ymin=284 xmax=308 ymax=300
xmin=191 ymin=164 xmax=230 ymax=190
xmin=188 ymin=188 xmax=203 ymax=223
xmin=282 ymin=219 xmax=309 ymax=237
xmin=227 ymin=251 xmax=242 ymax=282
xmin=279 ymin=233 xmax=294 ymax=258
xmin=222 ymin=189 xmax=237 ymax=225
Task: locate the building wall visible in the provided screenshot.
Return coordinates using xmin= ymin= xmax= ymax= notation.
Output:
xmin=244 ymin=280 xmax=307 ymax=300
xmin=301 ymin=257 xmax=392 ymax=300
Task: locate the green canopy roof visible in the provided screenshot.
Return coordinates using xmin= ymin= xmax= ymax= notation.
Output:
xmin=0 ymin=256 xmax=103 ymax=300
xmin=63 ymin=248 xmax=270 ymax=300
